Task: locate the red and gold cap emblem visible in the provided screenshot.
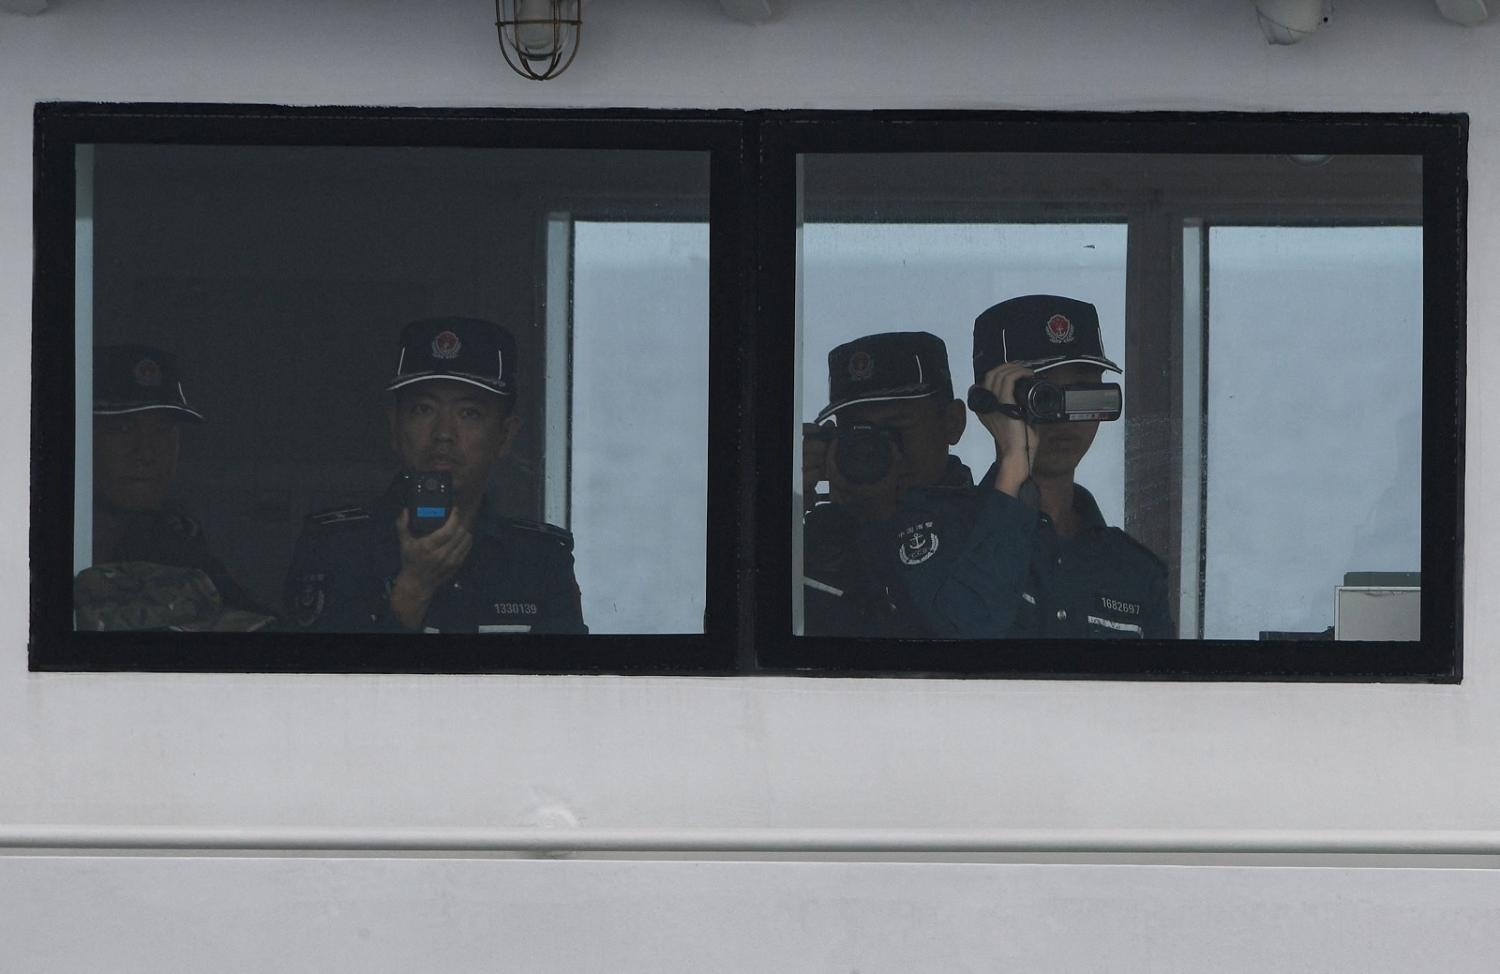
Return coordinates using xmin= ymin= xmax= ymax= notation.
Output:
xmin=132 ymin=357 xmax=162 ymax=386
xmin=1045 ymin=314 xmax=1076 ymax=344
xmin=431 ymin=330 xmax=462 ymax=360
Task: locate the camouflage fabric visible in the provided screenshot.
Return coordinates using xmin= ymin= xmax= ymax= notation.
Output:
xmin=74 ymin=562 xmax=275 ymax=632
xmin=100 ymin=509 xmax=272 ymax=618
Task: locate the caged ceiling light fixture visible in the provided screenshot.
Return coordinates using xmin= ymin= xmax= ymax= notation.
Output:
xmin=1254 ymin=0 xmax=1333 ymax=44
xmin=495 ymin=0 xmax=582 ymax=81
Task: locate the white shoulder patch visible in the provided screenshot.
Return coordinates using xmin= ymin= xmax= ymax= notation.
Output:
xmin=309 ymin=506 xmax=371 ymax=526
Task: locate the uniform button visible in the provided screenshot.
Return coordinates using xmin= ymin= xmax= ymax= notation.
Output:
xmin=452 ymin=581 xmax=463 ymax=591
xmin=1056 ymin=556 xmax=1064 ymax=566
xmin=1056 ymin=609 xmax=1068 ymax=622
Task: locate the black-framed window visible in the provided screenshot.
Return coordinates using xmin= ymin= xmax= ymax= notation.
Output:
xmin=31 ymin=105 xmax=751 ymax=673
xmin=752 ymin=112 xmax=1464 ymax=681
xmin=30 ymin=104 xmax=1465 ymax=680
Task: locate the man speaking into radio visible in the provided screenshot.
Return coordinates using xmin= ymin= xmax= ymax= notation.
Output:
xmin=964 ymin=294 xmax=1173 ymax=639
xmin=284 ymin=316 xmax=586 ymax=634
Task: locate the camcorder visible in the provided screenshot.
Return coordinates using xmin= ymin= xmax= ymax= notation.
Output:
xmin=810 ymin=422 xmax=899 ymax=486
xmin=403 ymin=470 xmax=453 ymax=536
xmin=967 ymin=378 xmax=1122 ymax=424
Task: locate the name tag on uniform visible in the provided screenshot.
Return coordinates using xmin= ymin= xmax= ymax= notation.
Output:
xmin=485 ymin=601 xmax=538 ymax=633
xmin=1096 ymin=595 xmax=1141 ymax=616
xmin=1089 ymin=594 xmax=1144 ymax=635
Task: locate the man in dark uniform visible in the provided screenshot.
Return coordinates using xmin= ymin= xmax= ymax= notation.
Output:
xmin=284 ymin=316 xmax=586 ymax=634
xmin=959 ymin=294 xmax=1174 ymax=638
xmin=800 ymin=331 xmax=977 ymax=636
xmin=82 ymin=343 xmax=270 ymax=625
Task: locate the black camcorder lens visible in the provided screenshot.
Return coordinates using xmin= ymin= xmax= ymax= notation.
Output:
xmin=1014 ymin=377 xmax=1065 ymax=422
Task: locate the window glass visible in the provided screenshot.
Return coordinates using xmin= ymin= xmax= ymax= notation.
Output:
xmin=571 ymin=221 xmax=710 ymax=633
xmin=74 ymin=144 xmax=710 ymax=636
xmin=800 ymin=224 xmax=1129 ymax=528
xmin=793 ymin=151 xmax=1424 ymax=643
xmin=36 ymin=109 xmax=1462 ymax=678
xmin=1203 ymin=226 xmax=1423 ymax=639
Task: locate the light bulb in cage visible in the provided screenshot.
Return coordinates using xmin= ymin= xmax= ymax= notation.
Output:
xmin=495 ymin=0 xmax=581 ymax=81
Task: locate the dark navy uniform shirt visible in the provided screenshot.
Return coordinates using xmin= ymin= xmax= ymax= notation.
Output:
xmin=803 ymin=457 xmax=972 ymax=638
xmin=285 ymin=484 xmax=587 ymax=634
xmin=805 ymin=461 xmax=1172 ymax=639
xmin=904 ymin=476 xmax=1173 ymax=639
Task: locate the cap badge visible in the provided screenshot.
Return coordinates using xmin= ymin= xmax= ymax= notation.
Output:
xmin=132 ymin=357 xmax=162 ymax=387
xmin=430 ymin=330 xmax=462 ymax=360
xmin=1045 ymin=314 xmax=1076 ymax=344
xmin=848 ymin=349 xmax=875 ymax=381
xmin=897 ymin=520 xmax=940 ymax=567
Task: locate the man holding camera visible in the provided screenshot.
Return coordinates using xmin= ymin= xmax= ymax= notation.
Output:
xmin=801 ymin=331 xmax=982 ymax=636
xmin=965 ymin=294 xmax=1172 ymax=638
xmin=284 ymin=316 xmax=587 ymax=633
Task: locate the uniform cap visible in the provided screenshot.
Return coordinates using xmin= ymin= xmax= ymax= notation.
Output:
xmin=972 ymin=294 xmax=1122 ymax=383
xmin=93 ymin=344 xmax=205 ymax=422
xmin=387 ymin=316 xmax=517 ymax=398
xmin=815 ymin=331 xmax=953 ymax=424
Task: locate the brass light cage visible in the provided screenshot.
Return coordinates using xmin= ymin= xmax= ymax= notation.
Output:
xmin=494 ymin=0 xmax=582 ymax=81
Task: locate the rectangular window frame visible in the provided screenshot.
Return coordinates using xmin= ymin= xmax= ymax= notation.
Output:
xmin=30 ymin=103 xmax=754 ymax=674
xmin=752 ymin=110 xmax=1464 ymax=681
xmin=30 ymin=105 xmax=1465 ymax=681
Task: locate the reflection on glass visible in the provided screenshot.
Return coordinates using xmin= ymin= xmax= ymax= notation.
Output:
xmin=1204 ymin=226 xmax=1422 ymax=639
xmin=795 ymin=152 xmax=1423 ymax=642
xmin=73 ymin=145 xmax=710 ymax=635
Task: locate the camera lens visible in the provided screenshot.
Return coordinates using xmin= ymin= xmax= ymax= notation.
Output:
xmin=834 ymin=425 xmax=894 ymax=485
xmin=1016 ymin=377 xmax=1065 ymax=422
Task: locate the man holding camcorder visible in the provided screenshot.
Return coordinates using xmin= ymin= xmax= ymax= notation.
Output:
xmin=965 ymin=294 xmax=1172 ymax=639
xmin=283 ymin=317 xmax=586 ymax=633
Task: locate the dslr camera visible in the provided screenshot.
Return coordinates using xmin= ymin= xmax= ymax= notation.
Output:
xmin=811 ymin=422 xmax=899 ymax=486
xmin=968 ymin=378 xmax=1122 ymax=424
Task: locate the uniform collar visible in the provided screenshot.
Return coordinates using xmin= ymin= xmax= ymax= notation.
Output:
xmin=976 ymin=464 xmax=1107 ymax=529
xmin=471 ymin=499 xmax=507 ymax=538
xmin=1071 ymin=483 xmax=1107 ymax=530
xmin=938 ymin=455 xmax=974 ymax=488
